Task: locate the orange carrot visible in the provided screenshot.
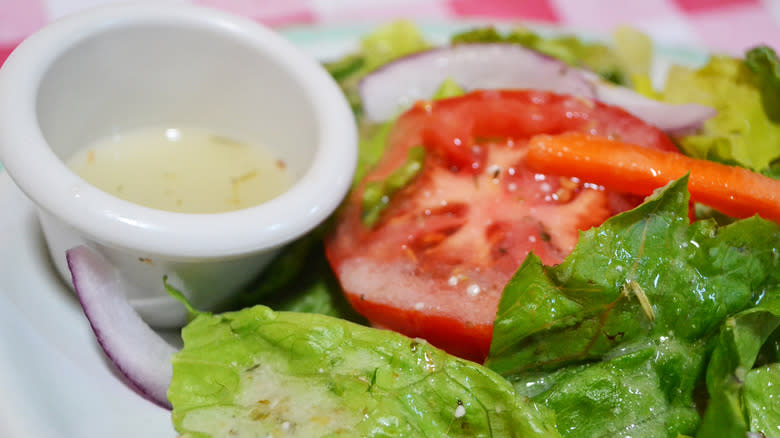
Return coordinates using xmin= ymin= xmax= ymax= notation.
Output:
xmin=526 ymin=132 xmax=780 ymax=223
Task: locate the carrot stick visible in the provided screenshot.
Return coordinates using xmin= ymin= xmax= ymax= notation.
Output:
xmin=526 ymin=132 xmax=780 ymax=223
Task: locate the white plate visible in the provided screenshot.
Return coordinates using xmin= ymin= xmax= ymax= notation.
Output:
xmin=0 ymin=23 xmax=706 ymax=438
xmin=0 ymin=170 xmax=176 ymax=437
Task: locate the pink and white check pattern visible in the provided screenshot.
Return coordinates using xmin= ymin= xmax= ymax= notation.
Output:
xmin=1 ymin=0 xmax=779 ymax=65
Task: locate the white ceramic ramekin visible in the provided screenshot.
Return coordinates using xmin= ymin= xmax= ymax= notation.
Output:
xmin=0 ymin=2 xmax=357 ymax=327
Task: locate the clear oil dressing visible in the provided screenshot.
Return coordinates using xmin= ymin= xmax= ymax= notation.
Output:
xmin=67 ymin=126 xmax=292 ymax=213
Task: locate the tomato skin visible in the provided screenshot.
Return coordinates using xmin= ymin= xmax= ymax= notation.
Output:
xmin=414 ymin=90 xmax=678 ymax=173
xmin=326 ymin=90 xmax=678 ymax=362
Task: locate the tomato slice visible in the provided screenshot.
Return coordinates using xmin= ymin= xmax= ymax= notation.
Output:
xmin=326 ymin=90 xmax=679 ymax=362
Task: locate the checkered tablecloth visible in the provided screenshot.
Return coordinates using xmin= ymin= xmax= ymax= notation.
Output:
xmin=1 ymin=0 xmax=779 ymax=65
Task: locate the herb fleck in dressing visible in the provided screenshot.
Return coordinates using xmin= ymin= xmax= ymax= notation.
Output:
xmin=68 ymin=126 xmax=292 ymax=213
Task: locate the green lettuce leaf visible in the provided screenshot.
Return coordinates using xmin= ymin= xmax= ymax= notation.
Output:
xmin=360 ymin=20 xmax=429 ymax=72
xmin=431 ymin=77 xmax=466 ymax=100
xmin=169 ymin=306 xmax=561 ymax=438
xmin=259 ymin=250 xmax=366 ymax=323
xmin=354 ymin=120 xmax=394 ymax=185
xmin=611 ymin=26 xmax=653 ymax=78
xmin=697 ymin=293 xmax=780 ymax=438
xmin=743 ymin=363 xmax=780 ymax=437
xmin=764 ymin=161 xmax=780 ymax=180
xmin=506 ymin=339 xmax=704 ymax=437
xmin=353 ymin=76 xmax=463 ymax=187
xmin=221 ymin=228 xmax=325 ymax=310
xmin=323 ymin=20 xmax=429 ymax=115
xmin=486 ymin=177 xmax=780 ymax=437
xmin=450 ymin=26 xmax=538 ymax=46
xmin=662 ymin=54 xmax=780 ymax=173
xmin=361 ymin=146 xmax=425 ymax=226
xmin=758 ymin=326 xmax=780 ymax=365
xmin=217 ymin=231 xmax=366 ymax=324
xmin=745 ymin=45 xmax=780 ymax=122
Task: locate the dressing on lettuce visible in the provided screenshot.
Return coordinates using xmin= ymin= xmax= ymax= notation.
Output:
xmin=168 ymin=306 xmax=560 ymax=438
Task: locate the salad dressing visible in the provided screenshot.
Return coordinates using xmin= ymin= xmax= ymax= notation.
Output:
xmin=67 ymin=126 xmax=292 ymax=213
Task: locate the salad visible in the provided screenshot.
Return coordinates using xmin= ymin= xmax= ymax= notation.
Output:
xmin=69 ymin=22 xmax=780 ymax=437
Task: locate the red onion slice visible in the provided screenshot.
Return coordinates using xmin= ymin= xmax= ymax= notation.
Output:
xmin=359 ymin=43 xmax=597 ymax=121
xmin=592 ymin=80 xmax=716 ymax=135
xmin=66 ymin=246 xmax=176 ymax=409
xmin=358 ymin=43 xmax=715 ymax=134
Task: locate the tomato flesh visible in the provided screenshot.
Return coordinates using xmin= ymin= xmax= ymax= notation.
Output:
xmin=326 ymin=90 xmax=678 ymax=362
